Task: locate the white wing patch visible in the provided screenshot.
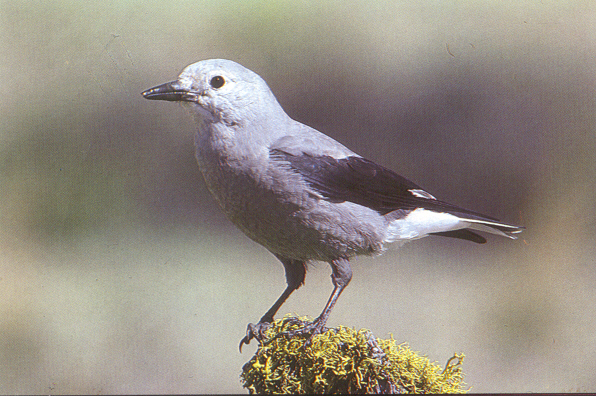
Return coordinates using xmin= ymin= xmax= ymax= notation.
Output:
xmin=409 ymin=189 xmax=436 ymax=200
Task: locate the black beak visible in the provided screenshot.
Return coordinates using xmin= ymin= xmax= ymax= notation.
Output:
xmin=141 ymin=81 xmax=196 ymax=102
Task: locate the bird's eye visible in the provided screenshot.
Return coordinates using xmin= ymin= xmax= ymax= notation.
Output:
xmin=210 ymin=76 xmax=225 ymax=89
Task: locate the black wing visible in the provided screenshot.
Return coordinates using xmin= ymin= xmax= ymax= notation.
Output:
xmin=271 ymin=149 xmax=497 ymax=219
xmin=270 ymin=150 xmax=513 ymax=244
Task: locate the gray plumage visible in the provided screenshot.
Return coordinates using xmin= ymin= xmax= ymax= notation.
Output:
xmin=142 ymin=59 xmax=523 ymax=349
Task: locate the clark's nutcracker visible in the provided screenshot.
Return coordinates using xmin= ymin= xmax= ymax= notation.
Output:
xmin=142 ymin=59 xmax=523 ymax=350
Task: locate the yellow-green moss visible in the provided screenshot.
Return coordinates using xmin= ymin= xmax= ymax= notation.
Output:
xmin=241 ymin=316 xmax=468 ymax=394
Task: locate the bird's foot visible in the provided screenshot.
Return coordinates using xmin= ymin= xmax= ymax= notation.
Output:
xmin=277 ymin=316 xmax=329 ymax=347
xmin=239 ymin=321 xmax=271 ymax=352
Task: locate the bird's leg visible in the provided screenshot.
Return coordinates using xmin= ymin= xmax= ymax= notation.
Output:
xmin=240 ymin=285 xmax=295 ymax=349
xmin=281 ymin=257 xmax=352 ymax=345
xmin=239 ymin=256 xmax=306 ymax=352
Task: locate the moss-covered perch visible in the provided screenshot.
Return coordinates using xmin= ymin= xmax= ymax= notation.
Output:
xmin=241 ymin=316 xmax=468 ymax=394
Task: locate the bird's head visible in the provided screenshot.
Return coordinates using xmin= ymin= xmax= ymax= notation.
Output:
xmin=142 ymin=59 xmax=282 ymax=126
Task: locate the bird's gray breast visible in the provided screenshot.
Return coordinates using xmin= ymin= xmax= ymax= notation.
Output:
xmin=193 ymin=127 xmax=385 ymax=261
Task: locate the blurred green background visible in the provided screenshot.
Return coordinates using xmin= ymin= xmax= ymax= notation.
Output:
xmin=1 ymin=1 xmax=595 ymax=393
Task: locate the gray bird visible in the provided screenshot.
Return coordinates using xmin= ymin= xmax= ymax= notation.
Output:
xmin=141 ymin=59 xmax=523 ymax=350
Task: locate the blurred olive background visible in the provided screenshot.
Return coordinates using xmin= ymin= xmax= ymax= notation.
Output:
xmin=1 ymin=1 xmax=595 ymax=393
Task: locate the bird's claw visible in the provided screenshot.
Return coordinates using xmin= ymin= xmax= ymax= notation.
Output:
xmin=239 ymin=321 xmax=271 ymax=352
xmin=277 ymin=317 xmax=329 ymax=346
xmin=239 ymin=317 xmax=330 ymax=352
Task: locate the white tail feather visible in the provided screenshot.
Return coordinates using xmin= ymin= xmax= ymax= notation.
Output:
xmin=384 ymin=208 xmax=523 ymax=244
